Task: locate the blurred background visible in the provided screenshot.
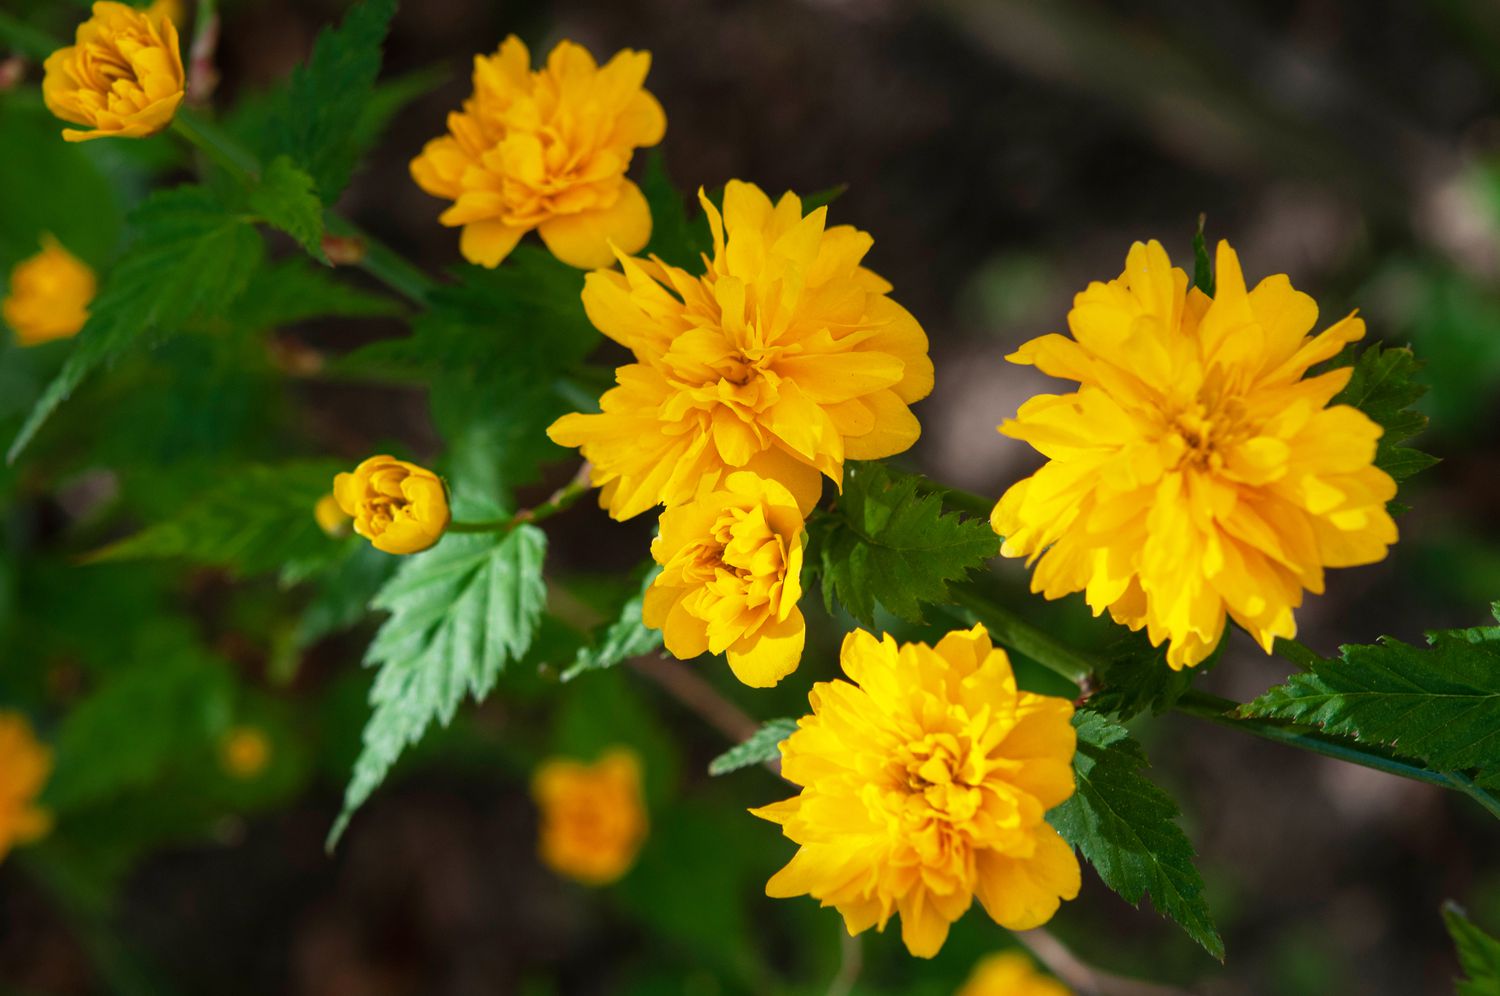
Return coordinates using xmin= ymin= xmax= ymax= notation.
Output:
xmin=3 ymin=0 xmax=1500 ymax=993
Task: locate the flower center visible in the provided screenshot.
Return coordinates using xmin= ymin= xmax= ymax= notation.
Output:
xmin=1164 ymin=394 xmax=1250 ymax=472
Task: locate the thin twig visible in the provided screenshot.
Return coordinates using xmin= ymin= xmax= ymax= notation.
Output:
xmin=629 ymin=655 xmax=760 ymax=745
xmin=187 ymin=0 xmax=220 ymax=105
xmin=1015 ymin=929 xmax=1195 ymax=996
xmin=826 ymin=930 xmax=863 ymax=996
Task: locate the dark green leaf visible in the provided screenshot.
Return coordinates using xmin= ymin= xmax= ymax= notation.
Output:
xmin=1331 ymin=342 xmax=1438 ymax=488
xmin=1444 ymin=901 xmax=1500 ymax=996
xmin=810 ymin=462 xmax=998 ymax=626
xmin=85 ymin=461 xmax=343 ymax=578
xmin=264 ymin=0 xmax=397 ymax=202
xmin=229 ymin=258 xmax=403 ymax=331
xmin=9 ymin=185 xmax=262 ymax=462
xmin=296 ymin=543 xmax=398 ymax=648
xmin=1088 ymin=635 xmax=1223 ymax=721
xmin=1049 ymin=712 xmax=1224 ymax=960
xmin=1191 ymin=214 xmax=1213 ymax=297
xmin=330 ymin=525 xmax=548 ymax=845
xmin=707 ymin=718 xmax=798 ymax=776
xmin=641 ymin=151 xmax=710 ymax=270
xmin=1241 ymin=603 xmax=1500 ymax=779
xmin=562 ymin=567 xmax=663 ymax=681
xmin=248 ymin=156 xmax=327 ymax=261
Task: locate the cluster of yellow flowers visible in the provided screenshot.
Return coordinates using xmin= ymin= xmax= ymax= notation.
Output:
xmin=11 ymin=8 xmax=1406 ymax=968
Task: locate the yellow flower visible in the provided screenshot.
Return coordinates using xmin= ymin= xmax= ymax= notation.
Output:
xmin=410 ymin=36 xmax=665 ymax=270
xmin=958 ymin=951 xmax=1072 ymax=996
xmin=3 ymin=236 xmax=95 ymax=346
xmin=548 ymin=181 xmax=934 ymax=520
xmin=0 ymin=712 xmax=54 ymax=863
xmin=644 ymin=472 xmax=806 ymax=688
xmin=314 ymin=493 xmax=352 ymax=537
xmin=332 ymin=455 xmax=450 ymax=555
xmin=992 ymin=240 xmax=1398 ymax=669
xmin=42 ymin=1 xmax=185 ymax=143
xmin=220 ymin=725 xmax=271 ymax=780
xmin=532 ymin=748 xmax=648 ymax=886
xmin=754 ymin=625 xmax=1081 ymax=958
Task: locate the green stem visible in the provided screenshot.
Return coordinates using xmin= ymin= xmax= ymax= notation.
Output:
xmin=950 ymin=585 xmax=1098 ymax=686
xmin=323 ymin=214 xmax=435 ymax=306
xmin=449 ymin=463 xmax=593 ymax=534
xmin=1272 ymin=636 xmax=1328 ymax=671
xmin=1442 ymin=771 xmax=1500 ymax=822
xmin=170 ymin=111 xmax=257 ymax=184
xmin=912 ymin=476 xmax=996 ymax=518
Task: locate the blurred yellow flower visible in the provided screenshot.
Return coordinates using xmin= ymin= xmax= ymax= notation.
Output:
xmin=992 ymin=240 xmax=1398 ymax=669
xmin=220 ymin=725 xmax=271 ymax=780
xmin=411 ymin=36 xmax=665 ymax=269
xmin=644 ymin=472 xmax=806 ymax=688
xmin=548 ymin=181 xmax=934 ymax=520
xmin=958 ymin=951 xmax=1072 ymax=996
xmin=754 ymin=625 xmax=1080 ymax=958
xmin=333 ymin=456 xmax=450 ymax=555
xmin=0 ymin=712 xmax=54 ymax=864
xmin=314 ymin=493 xmax=352 ymax=537
xmin=42 ymin=1 xmax=185 ymax=142
xmin=3 ymin=236 xmax=95 ymax=346
xmin=532 ymin=748 xmax=647 ymax=886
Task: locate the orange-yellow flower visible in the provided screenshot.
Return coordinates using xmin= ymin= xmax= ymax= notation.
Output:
xmin=333 ymin=456 xmax=450 ymax=555
xmin=314 ymin=493 xmax=352 ymax=537
xmin=548 ymin=181 xmax=934 ymax=520
xmin=42 ymin=1 xmax=185 ymax=142
xmin=992 ymin=240 xmax=1398 ymax=669
xmin=644 ymin=472 xmax=806 ymax=688
xmin=220 ymin=725 xmax=271 ymax=780
xmin=532 ymin=748 xmax=648 ymax=886
xmin=754 ymin=625 xmax=1080 ymax=958
xmin=410 ymin=36 xmax=665 ymax=269
xmin=0 ymin=712 xmax=54 ymax=864
xmin=958 ymin=951 xmax=1072 ymax=996
xmin=3 ymin=236 xmax=95 ymax=346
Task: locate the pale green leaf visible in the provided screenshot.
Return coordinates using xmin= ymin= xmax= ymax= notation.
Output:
xmin=707 ymin=719 xmax=798 ymax=776
xmin=562 ymin=567 xmax=663 ymax=681
xmin=1444 ymin=901 xmax=1500 ymax=996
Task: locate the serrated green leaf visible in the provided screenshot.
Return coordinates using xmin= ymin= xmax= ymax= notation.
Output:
xmin=330 ymin=524 xmax=548 ymax=845
xmin=85 ymin=461 xmax=343 ymax=578
xmin=562 ymin=567 xmax=663 ymax=681
xmin=707 ymin=718 xmax=798 ymax=776
xmin=264 ymin=0 xmax=397 ymax=202
xmin=9 ymin=185 xmax=262 ymax=462
xmin=1331 ymin=342 xmax=1437 ymax=488
xmin=810 ymin=462 xmax=998 ymax=626
xmin=1049 ymin=712 xmax=1224 ymax=960
xmin=1444 ymin=901 xmax=1500 ymax=996
xmin=248 ymin=156 xmax=327 ymax=261
xmin=229 ymin=258 xmax=402 ymax=331
xmin=1087 ymin=636 xmax=1223 ymax=721
xmin=1241 ymin=604 xmax=1500 ymax=779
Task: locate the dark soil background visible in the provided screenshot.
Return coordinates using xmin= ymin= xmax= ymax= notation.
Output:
xmin=5 ymin=1 xmax=1500 ymax=993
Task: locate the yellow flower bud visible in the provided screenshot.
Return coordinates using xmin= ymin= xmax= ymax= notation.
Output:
xmin=532 ymin=748 xmax=647 ymax=886
xmin=314 ymin=493 xmax=352 ymax=537
xmin=332 ymin=455 xmax=450 ymax=555
xmin=0 ymin=712 xmax=54 ymax=864
xmin=42 ymin=1 xmax=186 ymax=143
xmin=220 ymin=725 xmax=271 ymax=780
xmin=958 ymin=952 xmax=1072 ymax=996
xmin=3 ymin=236 xmax=95 ymax=346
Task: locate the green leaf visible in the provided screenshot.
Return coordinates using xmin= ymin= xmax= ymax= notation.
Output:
xmin=1191 ymin=214 xmax=1213 ymax=297
xmin=707 ymin=718 xmax=798 ymax=776
xmin=641 ymin=151 xmax=710 ymax=270
xmin=1088 ymin=636 xmax=1224 ymax=721
xmin=248 ymin=156 xmax=327 ymax=261
xmin=45 ymin=631 xmax=233 ymax=814
xmin=229 ymin=258 xmax=403 ymax=331
xmin=264 ymin=0 xmax=397 ymax=202
xmin=84 ymin=461 xmax=343 ymax=578
xmin=1331 ymin=342 xmax=1438 ymax=489
xmin=562 ymin=567 xmax=663 ymax=681
xmin=9 ymin=185 xmax=262 ymax=462
xmin=809 ymin=462 xmax=998 ymax=626
xmin=1049 ymin=712 xmax=1224 ymax=960
xmin=297 ymin=543 xmax=399 ymax=648
xmin=330 ymin=525 xmax=548 ymax=845
xmin=1241 ymin=604 xmax=1500 ymax=780
xmin=1444 ymin=901 xmax=1500 ymax=996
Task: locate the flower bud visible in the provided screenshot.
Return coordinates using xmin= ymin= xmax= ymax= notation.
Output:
xmin=3 ymin=236 xmax=95 ymax=346
xmin=532 ymin=748 xmax=647 ymax=885
xmin=332 ymin=456 xmax=450 ymax=555
xmin=314 ymin=493 xmax=351 ymax=537
xmin=42 ymin=1 xmax=186 ymax=143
